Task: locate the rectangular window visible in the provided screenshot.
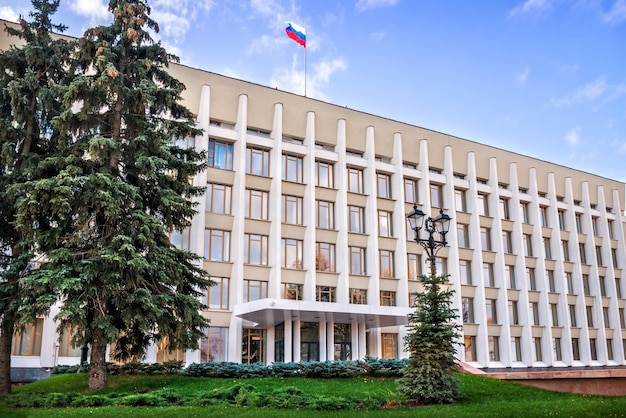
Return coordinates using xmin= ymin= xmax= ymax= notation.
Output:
xmin=575 ymin=213 xmax=583 ymax=233
xmin=315 ymin=160 xmax=334 ymax=188
xmin=547 ymin=270 xmax=556 ymax=292
xmin=553 ymin=338 xmax=562 ymax=361
xmin=348 ymin=205 xmax=365 ymax=233
xmin=435 ymin=257 xmax=448 ymax=276
xmin=457 ymin=224 xmax=469 ymax=248
xmin=282 ymin=194 xmax=303 ymax=225
xmin=512 ymin=337 xmax=522 ymax=362
xmin=283 ymin=283 xmax=303 ymax=300
xmin=533 ymin=337 xmax=542 ymax=362
xmin=519 ymin=201 xmax=529 ymax=223
xmin=509 ymin=300 xmax=519 ymax=325
xmin=245 ymin=189 xmax=268 ymax=220
xmin=208 ymin=139 xmax=233 ymax=170
xmin=169 ymin=227 xmax=190 ymax=251
xmin=282 ymin=238 xmax=303 ymax=269
xmin=572 ymin=338 xmax=580 ymax=361
xmin=459 ymin=260 xmax=472 ymax=285
xmin=404 ymin=178 xmax=418 ymax=203
xmin=620 ymin=308 xmax=626 ymax=329
xmin=603 ymin=306 xmax=610 ymax=327
xmin=607 ymin=339 xmax=614 ymax=361
xmin=527 ymin=267 xmax=537 ymax=291
xmin=486 ymin=299 xmax=498 ymax=324
xmin=569 ymin=304 xmax=578 ymax=327
xmin=523 ymin=234 xmax=533 ymax=257
xmin=550 ymin=303 xmax=559 ymax=326
xmin=379 ymin=250 xmax=395 ymax=278
xmin=586 ymin=305 xmax=594 ymax=327
xmin=246 ymin=146 xmax=270 ymax=176
xmin=502 ymin=231 xmax=512 ymax=254
xmin=408 ymin=253 xmax=421 ymax=281
xmin=566 ymin=272 xmax=574 ymax=294
xmin=430 ymin=183 xmax=443 ymax=208
xmin=316 ymin=200 xmax=335 ymax=229
xmin=380 ymin=291 xmax=397 ymax=306
xmin=204 ymin=229 xmax=230 ymax=261
xmin=531 ymin=302 xmax=540 ymax=325
xmin=592 ymin=217 xmax=599 ymax=236
xmin=477 ymin=193 xmax=489 ymax=216
xmin=202 ymin=327 xmax=228 ymax=362
xmin=244 ymin=234 xmax=268 ymax=266
xmin=489 ymin=336 xmax=500 ymax=361
xmin=347 ymin=167 xmax=364 ymax=194
xmin=316 ymin=242 xmax=336 ymax=272
xmin=349 ymin=288 xmax=367 ymax=304
xmin=562 ymin=240 xmax=570 ymax=261
xmin=483 ymin=263 xmax=495 ymax=288
xmin=464 ymin=335 xmax=477 ymax=361
xmin=58 ymin=325 xmax=81 ymax=357
xmin=381 ymin=334 xmax=398 ymax=359
xmin=481 ymin=227 xmax=492 ymax=251
xmin=243 ymin=279 xmax=267 ymax=302
xmin=462 ymin=297 xmax=474 ymax=323
xmin=316 ymin=286 xmax=336 ymax=302
xmin=455 ymin=189 xmax=467 ymax=212
xmin=207 ymin=183 xmax=232 ymax=214
xmin=596 ymin=246 xmax=604 ymax=266
xmin=349 ymin=246 xmax=366 ymax=275
xmin=506 ymin=265 xmax=516 ymax=289
xmin=599 ymin=276 xmax=607 ymax=297
xmin=608 ymin=219 xmax=615 ymax=239
xmin=207 ymin=277 xmax=229 ymax=310
xmin=378 ymin=210 xmax=393 ymax=237
xmin=540 ymin=206 xmax=548 ymax=227
xmin=377 ymin=172 xmax=392 ymax=199
xmin=558 ymin=210 xmax=566 ymax=230
xmin=282 ymin=154 xmax=303 ymax=183
xmin=500 ymin=198 xmax=511 ymax=220
xmin=579 ymin=243 xmax=587 ymax=264
xmin=612 ymin=248 xmax=619 ymax=268
xmin=583 ymin=274 xmax=591 ymax=296
xmin=616 ymin=278 xmax=622 ymax=299
xmin=544 ymin=237 xmax=552 ymax=259
xmin=590 ymin=338 xmax=598 ymax=361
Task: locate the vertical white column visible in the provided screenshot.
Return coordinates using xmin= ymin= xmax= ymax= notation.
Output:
xmin=611 ymin=188 xmax=626 ymax=363
xmin=228 ymin=94 xmax=248 ymax=362
xmin=284 ymin=319 xmax=293 ymax=363
xmin=358 ymin=322 xmax=367 ymax=359
xmin=351 ymin=320 xmax=360 ymax=360
xmin=364 ymin=126 xmax=380 ymax=303
xmin=335 ymin=119 xmax=349 ymax=303
xmin=268 ymin=103 xmax=283 ymax=299
xmin=303 ymin=111 xmax=317 ymax=301
xmin=392 ymin=133 xmax=409 ymax=306
xmin=319 ymin=319 xmax=328 ymax=361
xmin=293 ymin=320 xmax=301 ymax=362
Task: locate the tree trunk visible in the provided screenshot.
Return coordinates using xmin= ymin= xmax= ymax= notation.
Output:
xmin=0 ymin=317 xmax=14 ymax=394
xmin=88 ymin=329 xmax=108 ymax=390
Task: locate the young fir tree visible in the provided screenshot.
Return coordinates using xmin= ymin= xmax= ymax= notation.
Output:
xmin=0 ymin=0 xmax=70 ymax=395
xmin=396 ymin=255 xmax=462 ymax=405
xmin=14 ymin=0 xmax=212 ymax=390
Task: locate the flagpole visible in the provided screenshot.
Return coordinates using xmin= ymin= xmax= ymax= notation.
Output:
xmin=304 ymin=46 xmax=307 ymax=97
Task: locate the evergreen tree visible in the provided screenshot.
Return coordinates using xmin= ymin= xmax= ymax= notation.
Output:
xmin=13 ymin=0 xmax=212 ymax=390
xmin=397 ymin=265 xmax=462 ymax=405
xmin=0 ymin=0 xmax=69 ymax=395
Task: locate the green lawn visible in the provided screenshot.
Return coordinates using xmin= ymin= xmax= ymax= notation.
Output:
xmin=1 ymin=372 xmax=625 ymax=417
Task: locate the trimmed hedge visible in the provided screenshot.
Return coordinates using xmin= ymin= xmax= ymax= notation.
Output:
xmin=51 ymin=356 xmax=407 ymax=379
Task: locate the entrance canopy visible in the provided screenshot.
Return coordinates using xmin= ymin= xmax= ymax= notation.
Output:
xmin=234 ymin=299 xmax=412 ymax=329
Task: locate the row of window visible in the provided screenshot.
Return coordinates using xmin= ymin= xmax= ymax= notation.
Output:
xmin=465 ymin=334 xmax=625 ymax=363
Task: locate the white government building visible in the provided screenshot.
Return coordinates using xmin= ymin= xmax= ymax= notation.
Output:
xmin=5 ymin=23 xmax=626 ymax=379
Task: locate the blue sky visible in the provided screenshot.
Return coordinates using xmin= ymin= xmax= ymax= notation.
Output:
xmin=2 ymin=0 xmax=626 ymax=182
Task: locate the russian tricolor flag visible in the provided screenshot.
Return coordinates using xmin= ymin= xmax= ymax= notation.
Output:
xmin=285 ymin=22 xmax=306 ymax=48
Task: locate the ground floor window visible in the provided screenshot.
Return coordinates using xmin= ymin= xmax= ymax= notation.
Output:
xmin=242 ymin=328 xmax=265 ymax=364
xmin=381 ymin=333 xmax=397 ymax=359
xmin=12 ymin=319 xmax=43 ymax=356
xmin=300 ymin=322 xmax=319 ymax=362
xmin=201 ymin=327 xmax=228 ymax=362
xmin=464 ymin=335 xmax=476 ymax=361
xmin=156 ymin=336 xmax=186 ymax=363
xmin=58 ymin=324 xmax=81 ymax=357
xmin=334 ymin=324 xmax=351 ymax=360
xmin=275 ymin=323 xmax=285 ymax=362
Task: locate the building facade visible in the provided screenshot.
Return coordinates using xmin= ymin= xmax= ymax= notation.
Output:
xmin=5 ymin=25 xmax=626 ymax=373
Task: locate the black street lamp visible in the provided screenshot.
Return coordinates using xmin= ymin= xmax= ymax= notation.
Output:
xmin=407 ymin=204 xmax=452 ymax=277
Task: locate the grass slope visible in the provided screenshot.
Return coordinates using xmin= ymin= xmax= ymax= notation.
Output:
xmin=1 ymin=372 xmax=624 ymax=417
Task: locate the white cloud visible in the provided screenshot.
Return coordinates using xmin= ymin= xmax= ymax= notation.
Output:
xmin=564 ymin=128 xmax=580 ymax=146
xmin=68 ymin=0 xmax=110 ymax=26
xmin=509 ymin=0 xmax=552 ymax=18
xmin=603 ymin=0 xmax=626 ymax=23
xmin=150 ymin=9 xmax=190 ymax=43
xmin=0 ymin=6 xmax=19 ymax=22
xmin=269 ymin=55 xmax=347 ymax=100
xmin=370 ymin=31 xmax=387 ymax=41
xmin=356 ymin=0 xmax=399 ymax=13
xmin=516 ymin=66 xmax=530 ymax=85
xmin=551 ymin=77 xmax=607 ymax=106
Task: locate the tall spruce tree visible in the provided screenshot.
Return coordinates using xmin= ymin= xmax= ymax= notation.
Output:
xmin=13 ymin=0 xmax=212 ymax=390
xmin=396 ymin=268 xmax=462 ymax=405
xmin=0 ymin=0 xmax=69 ymax=395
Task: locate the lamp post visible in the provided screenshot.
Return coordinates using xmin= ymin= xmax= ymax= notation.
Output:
xmin=407 ymin=204 xmax=452 ymax=277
